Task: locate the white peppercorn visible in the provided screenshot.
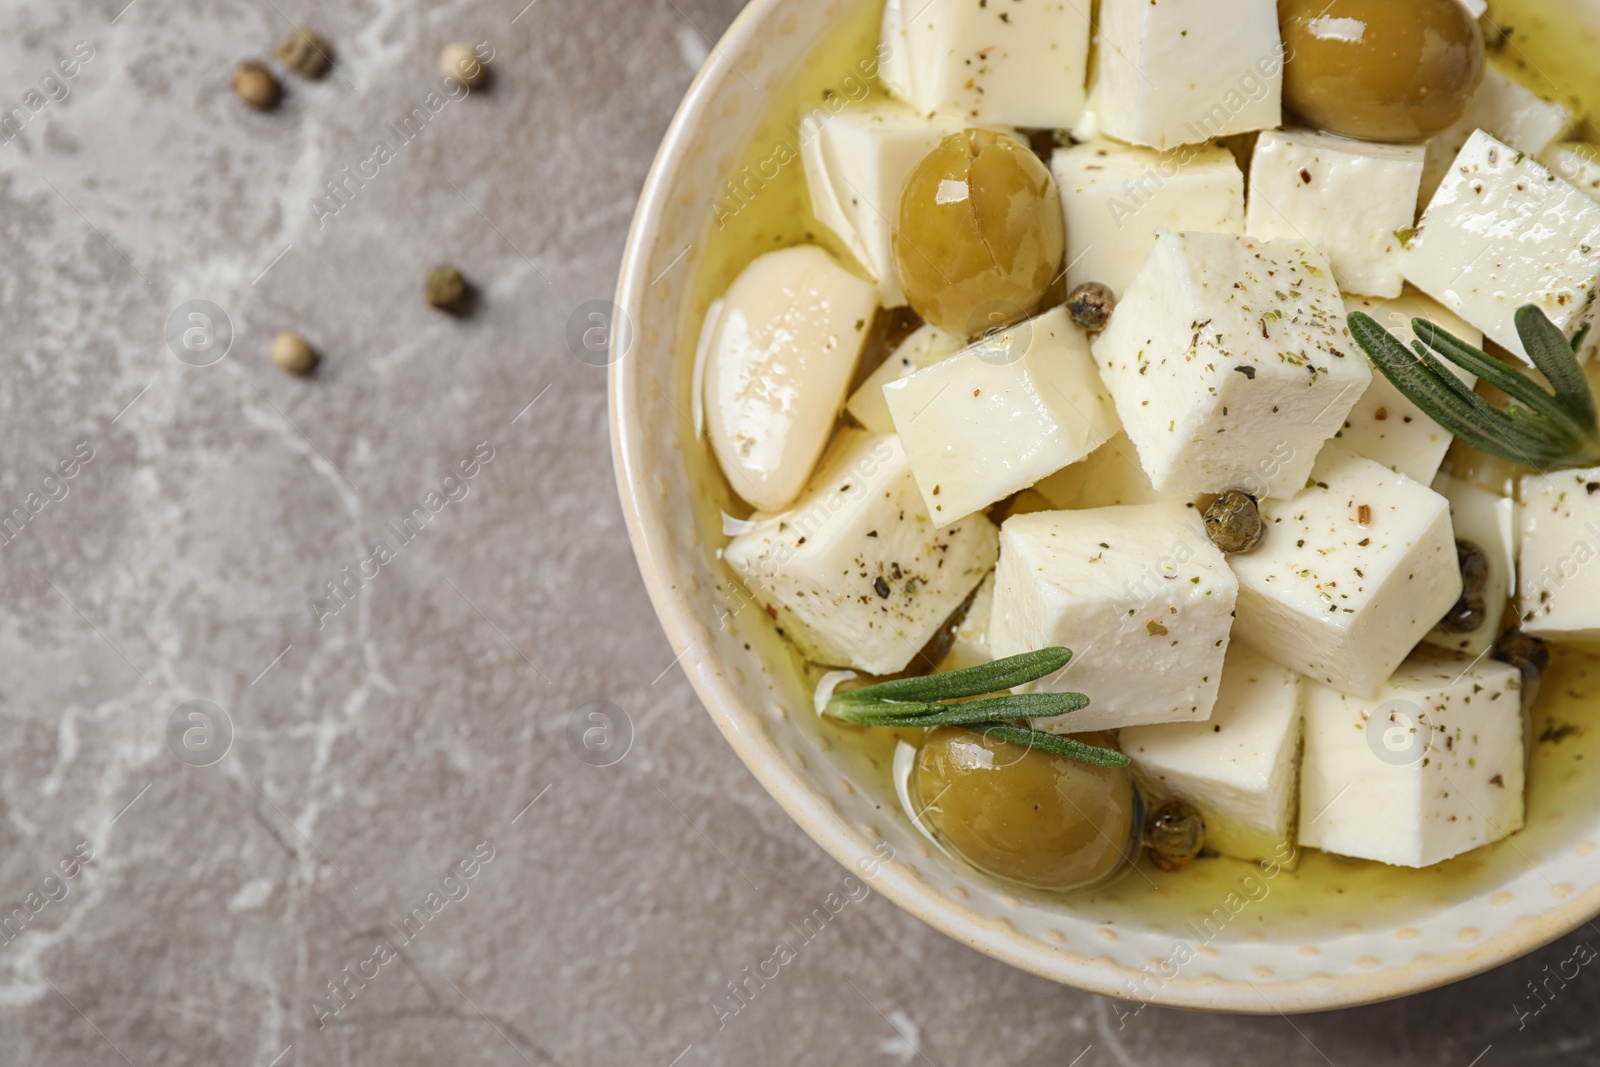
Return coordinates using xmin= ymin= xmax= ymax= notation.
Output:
xmin=232 ymin=62 xmax=281 ymax=110
xmin=271 ymin=331 xmax=317 ymax=375
xmin=439 ymin=42 xmax=488 ymax=90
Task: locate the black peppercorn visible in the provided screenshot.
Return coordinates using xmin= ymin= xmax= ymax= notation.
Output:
xmin=1493 ymin=628 xmax=1550 ymax=685
xmin=1204 ymin=489 xmax=1265 ymax=553
xmin=426 ymin=265 xmax=470 ymax=312
xmin=1067 ymin=282 xmax=1116 ymax=332
xmin=1438 ymin=539 xmax=1490 ymax=634
xmin=1146 ymin=800 xmax=1205 ymax=872
xmin=275 ymin=27 xmax=332 ymax=79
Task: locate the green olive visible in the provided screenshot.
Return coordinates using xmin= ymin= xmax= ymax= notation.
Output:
xmin=893 ymin=129 xmax=1065 ymax=337
xmin=915 ymin=726 xmax=1136 ymax=891
xmin=1279 ymin=0 xmax=1485 ymax=142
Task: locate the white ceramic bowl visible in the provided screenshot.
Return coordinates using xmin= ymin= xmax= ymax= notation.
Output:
xmin=610 ymin=0 xmax=1600 ymax=1011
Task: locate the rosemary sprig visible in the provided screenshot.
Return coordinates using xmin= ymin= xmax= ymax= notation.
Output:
xmin=961 ymin=721 xmax=1133 ymax=768
xmin=829 ymin=647 xmax=1073 ymax=705
xmin=834 ymin=692 xmax=1090 ymax=728
xmin=824 ymin=647 xmax=1129 ymax=767
xmin=1348 ymin=304 xmax=1600 ymax=470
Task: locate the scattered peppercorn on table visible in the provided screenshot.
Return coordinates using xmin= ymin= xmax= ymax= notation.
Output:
xmin=12 ymin=0 xmax=1600 ymax=1061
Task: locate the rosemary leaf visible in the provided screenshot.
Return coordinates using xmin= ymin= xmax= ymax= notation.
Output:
xmin=1572 ymin=322 xmax=1593 ymax=360
xmin=1517 ymin=305 xmax=1598 ymax=424
xmin=961 ymin=722 xmax=1131 ymax=768
xmin=830 ymin=646 xmax=1072 ymax=706
xmin=1355 ymin=314 xmax=1535 ymax=445
xmin=1349 ymin=309 xmax=1600 ymax=470
xmin=833 ymin=691 xmax=1091 ymax=729
xmin=821 ymin=647 xmax=1125 ymax=767
xmin=1411 ymin=348 xmax=1558 ymax=454
xmin=1413 ymin=317 xmax=1589 ymax=439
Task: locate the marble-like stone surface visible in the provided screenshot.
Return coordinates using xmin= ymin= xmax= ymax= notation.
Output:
xmin=0 ymin=0 xmax=1595 ymax=1064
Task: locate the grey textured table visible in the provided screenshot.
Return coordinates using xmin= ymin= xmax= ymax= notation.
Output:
xmin=0 ymin=1 xmax=1595 ymax=1064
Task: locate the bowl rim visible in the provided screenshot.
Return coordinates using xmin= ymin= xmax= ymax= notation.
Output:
xmin=608 ymin=0 xmax=1600 ymax=1013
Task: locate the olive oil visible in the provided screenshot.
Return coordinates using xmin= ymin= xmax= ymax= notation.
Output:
xmin=678 ymin=0 xmax=1600 ymax=941
xmin=1480 ymin=0 xmax=1600 ymax=141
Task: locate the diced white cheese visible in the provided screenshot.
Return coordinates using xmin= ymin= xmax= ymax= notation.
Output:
xmin=799 ymin=103 xmax=967 ymax=308
xmin=1336 ymin=292 xmax=1481 ymax=484
xmin=1404 ymin=130 xmax=1600 ymax=365
xmin=1246 ymin=129 xmax=1425 ymax=298
xmin=703 ymin=245 xmax=880 ymax=511
xmin=1543 ymin=142 xmax=1600 ymax=202
xmin=1095 ymin=0 xmax=1282 ymax=151
xmin=1421 ymin=65 xmax=1575 ymax=203
xmin=1424 ymin=474 xmax=1518 ymax=657
xmin=1122 ymin=644 xmax=1304 ymax=863
xmin=723 ymin=430 xmax=998 ymax=675
xmin=1231 ymin=444 xmax=1463 ymax=697
xmin=1298 ymin=649 xmax=1524 ymax=868
xmin=1051 ymin=140 xmax=1245 ymax=298
xmin=1092 ymin=230 xmax=1368 ymax=498
xmin=939 ymin=572 xmax=994 ymax=672
xmin=1031 ymin=431 xmax=1197 ymax=510
xmin=878 ymin=0 xmax=1091 ymax=129
xmin=987 ymin=504 xmax=1239 ymax=732
xmin=884 ymin=306 xmax=1116 ymax=528
xmin=845 ymin=324 xmax=962 ymax=434
xmin=1516 ymin=466 xmax=1600 ymax=645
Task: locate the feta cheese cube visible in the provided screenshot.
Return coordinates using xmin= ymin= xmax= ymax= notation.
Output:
xmin=1231 ymin=444 xmax=1463 ymax=697
xmin=1421 ymin=66 xmax=1574 ymax=203
xmin=1031 ymin=431 xmax=1198 ymax=510
xmin=845 ymin=324 xmax=962 ymax=434
xmin=939 ymin=572 xmax=994 ymax=672
xmin=1404 ymin=130 xmax=1600 ymax=365
xmin=1051 ymin=140 xmax=1245 ymax=298
xmin=987 ymin=504 xmax=1239 ymax=732
xmin=1517 ymin=467 xmax=1600 ymax=645
xmin=1543 ymin=142 xmax=1600 ymax=202
xmin=878 ymin=0 xmax=1091 ymax=129
xmin=1298 ymin=649 xmax=1524 ymax=868
xmin=1246 ymin=129 xmax=1425 ymax=298
xmin=1092 ymin=231 xmax=1368 ymax=498
xmin=1424 ymin=474 xmax=1517 ymax=657
xmin=799 ymin=103 xmax=967 ymax=307
xmin=1122 ymin=644 xmax=1304 ymax=863
xmin=1096 ymin=0 xmax=1283 ymax=150
xmin=885 ymin=307 xmax=1116 ymax=528
xmin=703 ymin=245 xmax=881 ymax=512
xmin=1336 ymin=292 xmax=1481 ymax=484
xmin=724 ymin=430 xmax=998 ymax=676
